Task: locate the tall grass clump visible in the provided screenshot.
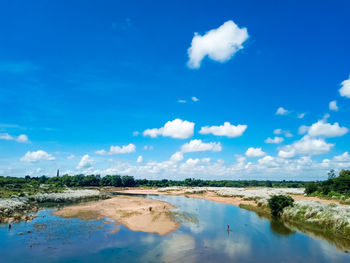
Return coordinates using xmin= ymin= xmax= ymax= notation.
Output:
xmin=282 ymin=200 xmax=350 ymax=238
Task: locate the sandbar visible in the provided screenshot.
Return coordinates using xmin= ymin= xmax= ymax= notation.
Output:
xmin=53 ymin=195 xmax=179 ymax=235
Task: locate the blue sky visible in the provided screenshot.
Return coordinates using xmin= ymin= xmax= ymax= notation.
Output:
xmin=1 ymin=0 xmax=350 ymax=180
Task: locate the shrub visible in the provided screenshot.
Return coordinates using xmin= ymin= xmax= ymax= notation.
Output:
xmin=268 ymin=195 xmax=294 ymax=217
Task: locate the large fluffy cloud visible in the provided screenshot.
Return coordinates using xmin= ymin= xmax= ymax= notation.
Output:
xmin=245 ymin=147 xmax=266 ymax=157
xmin=322 ymin=152 xmax=350 ymax=169
xmin=199 ymin=122 xmax=247 ymax=138
xmin=187 ymin=20 xmax=248 ymax=69
xmin=143 ymin=119 xmax=194 ymax=139
xmin=20 ymin=150 xmax=55 ymax=162
xmin=96 ymin=143 xmax=136 ymax=155
xmin=181 ymin=139 xmax=222 ymax=153
xmin=303 ymin=120 xmax=348 ymax=138
xmin=0 ymin=133 xmax=29 ymax=143
xmin=278 ymin=136 xmax=334 ymax=158
xmin=77 ymin=154 xmax=94 ymax=169
xmin=339 ymin=76 xmax=350 ymax=98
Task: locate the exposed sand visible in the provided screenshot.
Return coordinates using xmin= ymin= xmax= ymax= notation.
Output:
xmin=107 ymin=188 xmax=187 ymax=195
xmin=53 ymin=195 xmax=179 ymax=235
xmin=113 ymin=188 xmax=342 ymax=207
xmin=186 ymin=191 xmax=256 ymax=206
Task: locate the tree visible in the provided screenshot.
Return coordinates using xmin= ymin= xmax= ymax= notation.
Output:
xmin=328 ymin=169 xmax=336 ymax=180
xmin=305 ymin=182 xmax=319 ymax=194
xmin=122 ymin=176 xmax=135 ymax=187
xmin=268 ymin=195 xmax=294 ymax=217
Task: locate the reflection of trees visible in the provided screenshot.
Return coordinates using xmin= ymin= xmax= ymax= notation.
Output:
xmin=270 ymin=219 xmax=295 ymax=236
xmin=241 ymin=204 xmax=350 ymax=252
xmin=284 ymin=221 xmax=350 ymax=253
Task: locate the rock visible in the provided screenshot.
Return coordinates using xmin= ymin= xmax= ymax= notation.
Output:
xmin=18 ymin=232 xmax=24 ymax=235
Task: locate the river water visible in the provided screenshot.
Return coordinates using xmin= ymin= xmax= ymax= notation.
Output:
xmin=1 ymin=195 xmax=349 ymax=262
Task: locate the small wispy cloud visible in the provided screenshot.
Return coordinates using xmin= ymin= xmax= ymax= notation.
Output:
xmin=276 ymin=107 xmax=289 ymax=115
xmin=0 ymin=133 xmax=29 ymax=143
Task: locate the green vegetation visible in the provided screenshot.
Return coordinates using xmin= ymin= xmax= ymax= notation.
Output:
xmin=305 ymin=169 xmax=350 ymax=204
xmin=1 ymin=169 xmax=349 ymax=200
xmin=268 ymin=195 xmax=294 ymax=217
xmin=0 ymin=175 xmax=307 ymax=198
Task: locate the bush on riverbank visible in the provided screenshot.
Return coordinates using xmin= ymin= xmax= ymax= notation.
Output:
xmin=268 ymin=195 xmax=294 ymax=217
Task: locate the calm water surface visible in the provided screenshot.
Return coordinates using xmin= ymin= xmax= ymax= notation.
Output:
xmin=1 ymin=195 xmax=349 ymax=263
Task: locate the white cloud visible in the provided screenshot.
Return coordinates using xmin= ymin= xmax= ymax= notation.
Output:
xmin=187 ymin=20 xmax=248 ymax=69
xmin=0 ymin=133 xmax=29 ymax=143
xmin=199 ymin=122 xmax=247 ymax=138
xmin=265 ymin=136 xmax=284 ymax=144
xmin=298 ymin=125 xmax=309 ymax=134
xmin=278 ymin=136 xmax=334 ymax=158
xmin=322 ymin=152 xmax=350 ymax=169
xmin=96 ymin=143 xmax=136 ymax=155
xmin=329 ymin=100 xmax=338 ymax=111
xmin=333 ymin=152 xmax=350 ymax=162
xmin=184 ymin=158 xmax=201 ymax=166
xmin=17 ymin=134 xmax=29 ymax=143
xmin=339 ymin=76 xmax=350 ymax=98
xmin=273 ymin=129 xmax=293 ymax=137
xmin=307 ymin=120 xmax=348 ymax=138
xmin=258 ymin=155 xmax=277 ymax=167
xmin=276 ymin=107 xmax=289 ymax=115
xmin=77 ymin=154 xmax=94 ymax=169
xmin=297 ymin=113 xmax=306 ymax=119
xmin=245 ymin=147 xmax=266 ymax=157
xmin=273 ymin=129 xmax=282 ymax=135
xmin=137 ymin=156 xmax=143 ymax=163
xmin=132 ymin=131 xmax=140 ymax=136
xmin=68 ymin=152 xmax=349 ymax=180
xmin=181 ymin=139 xmax=222 ymax=153
xmin=67 ymin=155 xmax=76 ymax=160
xmin=20 ymin=150 xmax=55 ymax=163
xmin=284 ymin=131 xmax=293 ymax=137
xmin=170 ymin=152 xmax=184 ymax=163
xmin=191 ymin=96 xmax=199 ymax=102
xmin=178 ymin=99 xmax=186 ymax=103
xmin=143 ymin=145 xmax=154 ymax=150
xmin=278 ymin=149 xmax=296 ymax=159
xmin=143 ymin=119 xmax=194 ymax=139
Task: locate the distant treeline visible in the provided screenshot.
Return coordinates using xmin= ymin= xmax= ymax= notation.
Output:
xmin=1 ymin=170 xmax=349 ymax=192
xmin=0 ymin=174 xmax=308 ymax=188
xmin=305 ymin=169 xmax=350 ymax=195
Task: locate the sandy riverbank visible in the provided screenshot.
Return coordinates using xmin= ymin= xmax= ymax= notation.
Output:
xmin=53 ymin=195 xmax=179 ymax=235
xmin=111 ymin=187 xmax=341 ymax=207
